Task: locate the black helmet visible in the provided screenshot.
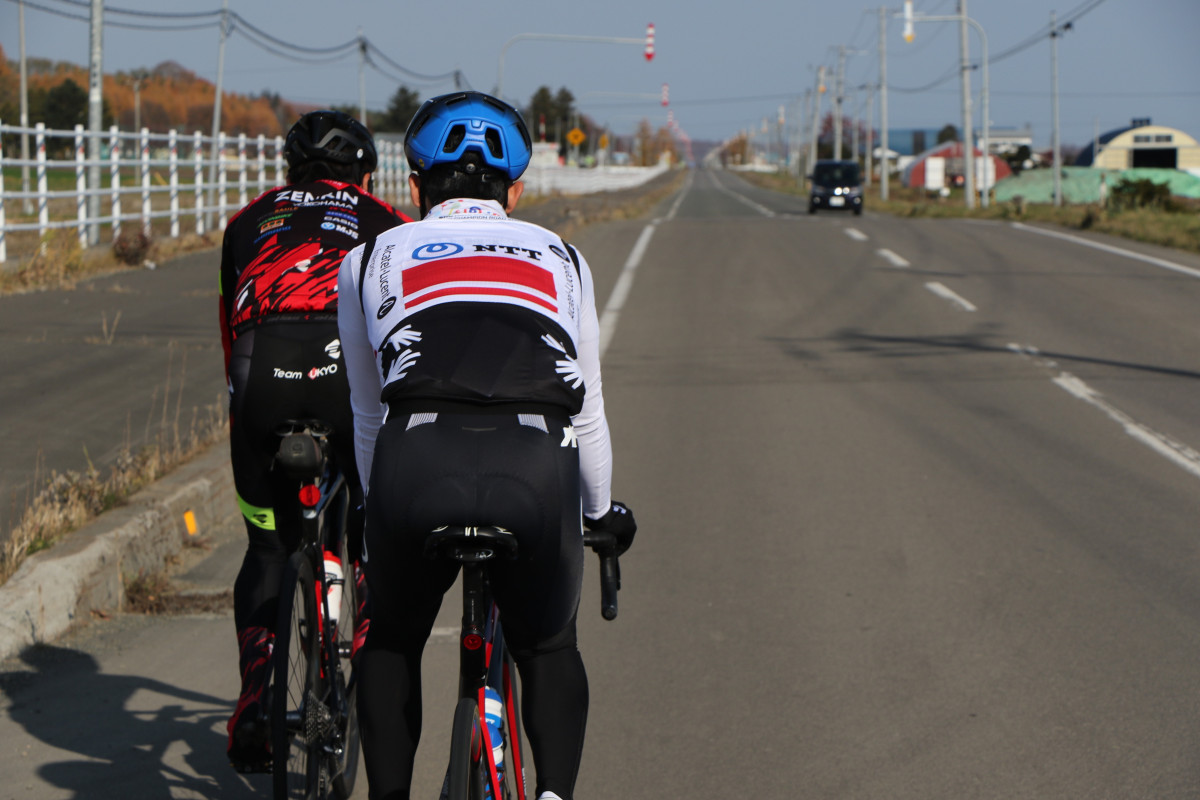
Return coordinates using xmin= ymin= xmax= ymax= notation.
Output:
xmin=284 ymin=110 xmax=378 ymax=173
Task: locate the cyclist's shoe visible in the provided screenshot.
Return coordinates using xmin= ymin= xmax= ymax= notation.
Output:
xmin=227 ymin=712 xmax=272 ymax=773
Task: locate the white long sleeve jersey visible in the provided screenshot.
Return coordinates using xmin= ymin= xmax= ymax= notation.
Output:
xmin=337 ymin=198 xmax=613 ymax=519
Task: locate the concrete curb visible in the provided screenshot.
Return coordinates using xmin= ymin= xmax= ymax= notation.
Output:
xmin=0 ymin=442 xmax=236 ymax=663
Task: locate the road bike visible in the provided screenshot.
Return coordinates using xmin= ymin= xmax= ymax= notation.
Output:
xmin=271 ymin=419 xmax=363 ymax=800
xmin=424 ymin=524 xmax=621 ymax=800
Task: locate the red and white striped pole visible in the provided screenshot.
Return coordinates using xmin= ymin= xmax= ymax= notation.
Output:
xmin=645 ymin=23 xmax=655 ymax=62
xmin=661 ymin=83 xmax=669 ymax=107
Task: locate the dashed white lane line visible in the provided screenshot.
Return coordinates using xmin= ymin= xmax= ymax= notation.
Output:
xmin=844 ymin=228 xmax=868 ymax=242
xmin=1054 ymin=373 xmax=1200 ymax=479
xmin=924 ymin=281 xmax=977 ymax=312
xmin=1009 ymin=343 xmax=1200 ymax=481
xmin=877 ymin=248 xmax=910 ymax=268
xmin=711 ymin=173 xmax=776 ymax=217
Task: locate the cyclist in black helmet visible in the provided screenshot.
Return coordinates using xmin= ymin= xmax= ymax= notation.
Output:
xmin=218 ymin=109 xmax=411 ymax=773
xmin=338 ymin=91 xmax=636 ymax=800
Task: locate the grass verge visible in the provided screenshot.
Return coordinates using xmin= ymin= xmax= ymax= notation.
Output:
xmin=0 ymin=226 xmax=222 ymax=296
xmin=0 ymin=356 xmax=228 ymax=585
xmin=125 ymin=565 xmax=234 ymax=615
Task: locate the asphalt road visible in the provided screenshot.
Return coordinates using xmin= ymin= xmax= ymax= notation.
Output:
xmin=5 ymin=168 xmax=1200 ymax=798
xmin=0 ymin=249 xmax=229 ymax=540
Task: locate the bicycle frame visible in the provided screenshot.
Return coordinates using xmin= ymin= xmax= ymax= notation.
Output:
xmin=273 ymin=419 xmax=360 ymax=799
xmin=426 ymin=525 xmax=621 ymax=800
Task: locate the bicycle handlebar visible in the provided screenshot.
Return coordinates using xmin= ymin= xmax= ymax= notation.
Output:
xmin=581 ymin=530 xmax=621 ymax=621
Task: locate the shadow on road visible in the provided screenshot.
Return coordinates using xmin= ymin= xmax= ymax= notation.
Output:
xmin=0 ymin=644 xmax=268 ymax=798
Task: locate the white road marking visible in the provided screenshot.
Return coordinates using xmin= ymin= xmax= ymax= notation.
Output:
xmin=844 ymin=228 xmax=868 ymax=242
xmin=1009 ymin=342 xmax=1200 ymax=482
xmin=1011 ymin=222 xmax=1200 ymax=280
xmin=924 ymin=281 xmax=977 ymax=311
xmin=599 ymin=174 xmax=692 ymax=356
xmin=877 ymin=248 xmax=910 ymax=267
xmin=1054 ymin=373 xmax=1200 ymax=479
xmin=598 ymin=223 xmax=655 ymax=357
xmin=430 ymin=626 xmax=458 ymax=641
xmin=711 ymin=172 xmax=776 ymax=217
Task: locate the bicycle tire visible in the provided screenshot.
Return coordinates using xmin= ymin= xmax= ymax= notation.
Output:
xmin=331 ymin=547 xmax=360 ymax=799
xmin=272 ymin=552 xmax=325 ymax=800
xmin=447 ymin=696 xmax=486 ymax=800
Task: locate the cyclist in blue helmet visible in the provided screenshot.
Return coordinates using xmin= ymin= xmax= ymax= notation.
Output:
xmin=337 ymin=91 xmax=636 ymax=800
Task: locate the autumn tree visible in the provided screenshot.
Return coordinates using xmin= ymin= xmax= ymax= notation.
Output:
xmin=631 ymin=118 xmax=678 ymax=166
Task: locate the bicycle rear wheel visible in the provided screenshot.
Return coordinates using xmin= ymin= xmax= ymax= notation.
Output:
xmin=272 ymin=552 xmax=326 ymax=800
xmin=447 ymin=696 xmax=487 ymax=800
xmin=331 ymin=550 xmax=360 ymax=799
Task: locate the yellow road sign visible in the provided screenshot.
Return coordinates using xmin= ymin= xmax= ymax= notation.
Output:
xmin=567 ymin=128 xmax=586 ymax=146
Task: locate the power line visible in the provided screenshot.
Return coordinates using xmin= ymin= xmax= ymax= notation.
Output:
xmin=6 ymin=0 xmax=458 ymax=83
xmin=229 ymin=12 xmax=359 ymax=56
xmin=22 ymin=0 xmax=222 ymax=17
xmin=2 ymin=0 xmax=87 ymax=22
xmin=228 ymin=27 xmax=355 ymax=65
xmin=364 ymin=41 xmax=461 ymax=85
xmin=860 ymin=0 xmax=1113 ymax=100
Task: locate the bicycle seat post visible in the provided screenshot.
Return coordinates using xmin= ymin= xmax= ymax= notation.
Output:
xmin=423 ymin=526 xmax=518 ymax=699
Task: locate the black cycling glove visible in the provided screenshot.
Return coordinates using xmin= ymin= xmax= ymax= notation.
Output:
xmin=584 ymin=501 xmax=637 ymax=556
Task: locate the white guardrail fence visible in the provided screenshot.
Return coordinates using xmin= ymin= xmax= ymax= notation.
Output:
xmin=0 ymin=121 xmax=669 ymax=266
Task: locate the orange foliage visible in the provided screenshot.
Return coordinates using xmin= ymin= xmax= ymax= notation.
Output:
xmin=0 ymin=44 xmax=290 ymax=137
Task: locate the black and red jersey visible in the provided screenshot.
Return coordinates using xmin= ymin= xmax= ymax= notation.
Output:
xmin=219 ymin=180 xmax=411 ymax=375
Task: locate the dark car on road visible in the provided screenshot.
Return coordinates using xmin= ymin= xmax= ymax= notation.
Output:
xmin=809 ymin=159 xmax=863 ymax=215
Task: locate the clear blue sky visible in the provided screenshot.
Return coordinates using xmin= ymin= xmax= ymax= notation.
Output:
xmin=2 ymin=0 xmax=1198 ymax=150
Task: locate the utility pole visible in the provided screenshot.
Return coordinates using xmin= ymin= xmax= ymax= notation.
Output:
xmin=18 ymin=0 xmax=32 ymax=214
xmin=850 ymin=89 xmax=860 ymax=166
xmin=865 ymin=84 xmax=875 ymax=188
xmin=908 ymin=3 xmax=989 ymax=209
xmin=880 ymin=6 xmax=890 ymax=200
xmin=86 ymin=0 xmax=104 ymax=244
xmin=1051 ymin=10 xmax=1063 ymax=207
xmin=808 ymin=65 xmax=825 ymax=180
xmin=133 ymin=78 xmax=143 ymax=135
xmin=208 ymin=0 xmax=229 ymax=230
xmin=798 ymin=88 xmax=811 ymax=183
xmin=358 ymin=30 xmax=367 ymax=125
xmin=834 ymin=46 xmax=846 ymax=160
xmin=958 ymin=0 xmax=975 ymax=209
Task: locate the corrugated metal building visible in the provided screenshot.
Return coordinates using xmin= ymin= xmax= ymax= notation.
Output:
xmin=1075 ymin=118 xmax=1200 ymax=171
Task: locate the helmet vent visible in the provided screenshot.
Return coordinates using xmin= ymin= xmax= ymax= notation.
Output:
xmin=485 ymin=128 xmax=503 ymax=159
xmin=443 ymin=125 xmax=466 ymax=153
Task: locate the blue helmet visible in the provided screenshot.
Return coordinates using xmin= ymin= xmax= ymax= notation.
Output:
xmin=404 ymin=91 xmax=532 ymax=180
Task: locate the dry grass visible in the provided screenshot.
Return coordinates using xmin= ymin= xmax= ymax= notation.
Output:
xmin=124 ymin=568 xmax=233 ymax=615
xmin=0 ymin=227 xmax=221 ymax=297
xmin=0 ymin=347 xmax=228 ymax=584
xmin=737 ymin=170 xmax=1200 ymax=256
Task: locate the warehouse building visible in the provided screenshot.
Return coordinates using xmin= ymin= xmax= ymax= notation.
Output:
xmin=1075 ymin=118 xmax=1200 ymax=172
